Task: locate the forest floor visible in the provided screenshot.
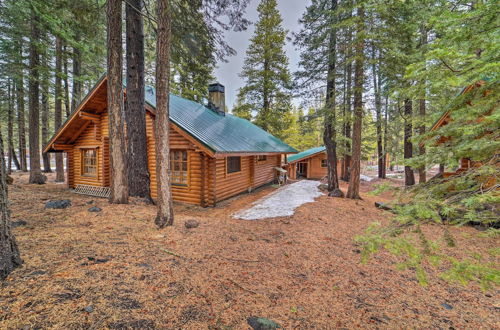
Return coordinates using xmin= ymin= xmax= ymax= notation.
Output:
xmin=1 ymin=172 xmax=498 ymax=329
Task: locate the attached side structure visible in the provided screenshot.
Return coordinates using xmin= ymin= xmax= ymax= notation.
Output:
xmin=286 ymin=146 xmax=341 ymax=180
xmin=44 ymin=76 xmax=297 ymax=206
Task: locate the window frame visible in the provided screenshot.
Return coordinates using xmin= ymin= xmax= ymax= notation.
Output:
xmin=170 ymin=149 xmax=189 ymax=187
xmin=227 ymin=156 xmax=241 ymax=174
xmin=321 ymin=159 xmax=328 ymax=168
xmin=81 ymin=148 xmax=98 ymax=177
xmin=257 ymin=155 xmax=267 ymax=162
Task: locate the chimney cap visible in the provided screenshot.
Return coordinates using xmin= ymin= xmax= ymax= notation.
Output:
xmin=209 ymin=82 xmax=225 ymax=93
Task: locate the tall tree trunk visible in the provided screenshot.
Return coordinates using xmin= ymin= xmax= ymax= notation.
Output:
xmin=346 ymin=4 xmax=364 ymax=200
xmin=10 ymin=149 xmax=21 ymax=171
xmin=125 ymin=0 xmax=151 ymax=201
xmin=107 ymin=0 xmax=129 ymax=203
xmin=418 ymin=27 xmax=427 ymax=184
xmin=0 ymin=129 xmax=22 ymax=280
xmin=155 ymin=0 xmax=174 ymax=228
xmin=55 ymin=36 xmax=65 ymax=182
xmin=63 ymin=43 xmax=71 ymax=117
xmin=323 ymin=0 xmax=342 ymax=197
xmin=382 ymin=95 xmax=388 ymax=178
xmin=41 ymin=61 xmax=51 ymax=173
xmin=7 ymin=80 xmax=13 ymax=174
xmin=16 ymin=39 xmax=27 ymax=172
xmin=342 ymin=33 xmax=353 ymax=182
xmin=371 ymin=46 xmax=384 ymax=179
xmin=71 ymin=32 xmax=82 ymax=112
xmin=404 ymin=98 xmax=415 ymax=186
xmin=28 ymin=11 xmax=45 ymax=184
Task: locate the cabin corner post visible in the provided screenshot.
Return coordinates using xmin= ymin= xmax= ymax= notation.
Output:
xmin=200 ymin=152 xmax=207 ymax=207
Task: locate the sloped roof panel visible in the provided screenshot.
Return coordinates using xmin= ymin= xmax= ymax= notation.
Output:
xmin=287 ymin=146 xmax=326 ymax=163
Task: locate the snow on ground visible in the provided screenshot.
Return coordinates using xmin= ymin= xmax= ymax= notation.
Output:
xmin=234 ymin=180 xmax=323 ymax=220
xmin=360 ymin=174 xmax=374 ymax=182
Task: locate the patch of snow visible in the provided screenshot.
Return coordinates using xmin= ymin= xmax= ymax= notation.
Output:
xmin=360 ymin=174 xmax=374 ymax=182
xmin=233 ymin=180 xmax=323 ymax=220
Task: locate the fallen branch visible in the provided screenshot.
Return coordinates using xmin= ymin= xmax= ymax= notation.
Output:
xmin=161 ymin=249 xmax=185 ymax=259
xmin=228 ymin=278 xmax=258 ymax=294
xmin=216 ymin=255 xmax=260 ymax=263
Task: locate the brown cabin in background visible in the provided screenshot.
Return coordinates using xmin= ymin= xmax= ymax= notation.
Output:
xmin=44 ymin=76 xmax=297 ymax=206
xmin=285 ymin=146 xmax=341 ymax=180
xmin=429 ymin=80 xmax=494 ymax=178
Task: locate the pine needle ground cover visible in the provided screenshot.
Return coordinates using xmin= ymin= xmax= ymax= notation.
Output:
xmin=1 ymin=172 xmax=498 ymax=329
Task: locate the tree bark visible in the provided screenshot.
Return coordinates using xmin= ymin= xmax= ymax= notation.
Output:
xmin=7 ymin=80 xmax=13 ymax=174
xmin=107 ymin=0 xmax=129 ymax=204
xmin=0 ymin=129 xmax=22 ymax=280
xmin=155 ymin=0 xmax=174 ymax=228
xmin=404 ymin=98 xmax=415 ymax=186
xmin=28 ymin=11 xmax=46 ymax=184
xmin=418 ymin=27 xmax=427 ymax=184
xmin=323 ymin=0 xmax=342 ymax=197
xmin=341 ymin=31 xmax=353 ymax=182
xmin=55 ymin=36 xmax=65 ymax=182
xmin=15 ymin=39 xmax=27 ymax=172
xmin=71 ymin=31 xmax=82 ymax=112
xmin=346 ymin=4 xmax=364 ymax=200
xmin=125 ymin=0 xmax=152 ymax=201
xmin=382 ymin=95 xmax=388 ymax=178
xmin=41 ymin=60 xmax=51 ymax=173
xmin=371 ymin=46 xmax=384 ymax=179
xmin=63 ymin=43 xmax=71 ymax=117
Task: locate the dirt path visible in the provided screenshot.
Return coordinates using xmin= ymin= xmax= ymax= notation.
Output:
xmin=1 ymin=172 xmax=498 ymax=329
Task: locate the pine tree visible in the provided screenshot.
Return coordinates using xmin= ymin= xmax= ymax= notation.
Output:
xmin=238 ymin=0 xmax=292 ymax=139
xmin=155 ymin=0 xmax=174 ymax=228
xmin=125 ymin=0 xmax=151 ymax=201
xmin=107 ymin=0 xmax=128 ymax=204
xmin=54 ymin=36 xmax=65 ymax=182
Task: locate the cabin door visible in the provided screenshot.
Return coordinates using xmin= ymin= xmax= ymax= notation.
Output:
xmin=297 ymin=162 xmax=308 ymax=178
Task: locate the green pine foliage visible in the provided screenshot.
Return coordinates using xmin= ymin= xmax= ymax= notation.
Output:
xmin=237 ymin=0 xmax=293 ymax=140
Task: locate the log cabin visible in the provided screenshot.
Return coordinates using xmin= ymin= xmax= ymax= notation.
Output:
xmin=428 ymin=79 xmax=495 ymax=178
xmin=43 ymin=75 xmax=297 ymax=206
xmin=286 ymin=146 xmax=341 ymax=180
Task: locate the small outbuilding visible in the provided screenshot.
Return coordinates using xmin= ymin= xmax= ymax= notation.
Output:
xmin=286 ymin=146 xmax=341 ymax=180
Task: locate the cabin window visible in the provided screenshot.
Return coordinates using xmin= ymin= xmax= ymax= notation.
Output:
xmin=81 ymin=149 xmax=97 ymax=177
xmin=321 ymin=159 xmax=327 ymax=168
xmin=227 ymin=156 xmax=241 ymax=174
xmin=257 ymin=155 xmax=267 ymax=162
xmin=170 ymin=150 xmax=188 ymax=186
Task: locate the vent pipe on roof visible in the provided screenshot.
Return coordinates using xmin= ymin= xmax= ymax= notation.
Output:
xmin=208 ymin=82 xmax=225 ymax=116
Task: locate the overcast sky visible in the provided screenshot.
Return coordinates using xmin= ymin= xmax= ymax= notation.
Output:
xmin=213 ymin=0 xmax=308 ymax=110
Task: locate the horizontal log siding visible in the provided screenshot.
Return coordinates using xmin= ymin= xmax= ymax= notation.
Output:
xmin=253 ymin=155 xmax=280 ymax=188
xmin=147 ymin=113 xmax=205 ymax=205
xmin=214 ymin=156 xmax=252 ymax=201
xmin=72 ymin=122 xmax=104 ymax=187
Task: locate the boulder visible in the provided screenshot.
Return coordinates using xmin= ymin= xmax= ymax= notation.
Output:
xmin=328 ymin=189 xmax=345 ymax=198
xmin=45 ymin=199 xmax=71 ymax=209
xmin=11 ymin=220 xmax=27 ymax=228
xmin=88 ymin=206 xmax=102 ymax=212
xmin=184 ymin=219 xmax=199 ymax=229
xmin=375 ymin=202 xmax=392 ymax=211
xmin=247 ymin=317 xmax=281 ymax=330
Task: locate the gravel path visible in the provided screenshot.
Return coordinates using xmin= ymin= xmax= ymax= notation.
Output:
xmin=234 ymin=180 xmax=323 ymax=220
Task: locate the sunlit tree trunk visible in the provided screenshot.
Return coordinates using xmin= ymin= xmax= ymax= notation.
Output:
xmin=155 ymin=0 xmax=174 ymax=228
xmin=346 ymin=3 xmax=364 ymax=200
xmin=15 ymin=38 xmax=27 ymax=172
xmin=404 ymin=98 xmax=415 ymax=186
xmin=41 ymin=59 xmax=51 ymax=173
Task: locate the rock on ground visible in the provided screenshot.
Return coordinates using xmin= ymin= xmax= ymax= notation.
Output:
xmin=185 ymin=219 xmax=199 ymax=229
xmin=88 ymin=206 xmax=102 ymax=212
xmin=247 ymin=317 xmax=281 ymax=329
xmin=45 ymin=199 xmax=71 ymax=209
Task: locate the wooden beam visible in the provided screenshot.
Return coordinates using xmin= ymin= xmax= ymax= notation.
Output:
xmin=79 ymin=111 xmax=100 ymax=122
xmin=52 ymin=143 xmax=73 ymax=151
xmin=68 ymin=121 xmax=91 ymax=144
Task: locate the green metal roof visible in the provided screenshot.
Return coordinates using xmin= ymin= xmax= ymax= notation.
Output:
xmin=287 ymin=146 xmax=326 ymax=163
xmin=144 ymin=85 xmax=297 ymax=154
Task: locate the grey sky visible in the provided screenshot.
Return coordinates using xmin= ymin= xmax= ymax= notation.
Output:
xmin=214 ymin=0 xmax=308 ymax=110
